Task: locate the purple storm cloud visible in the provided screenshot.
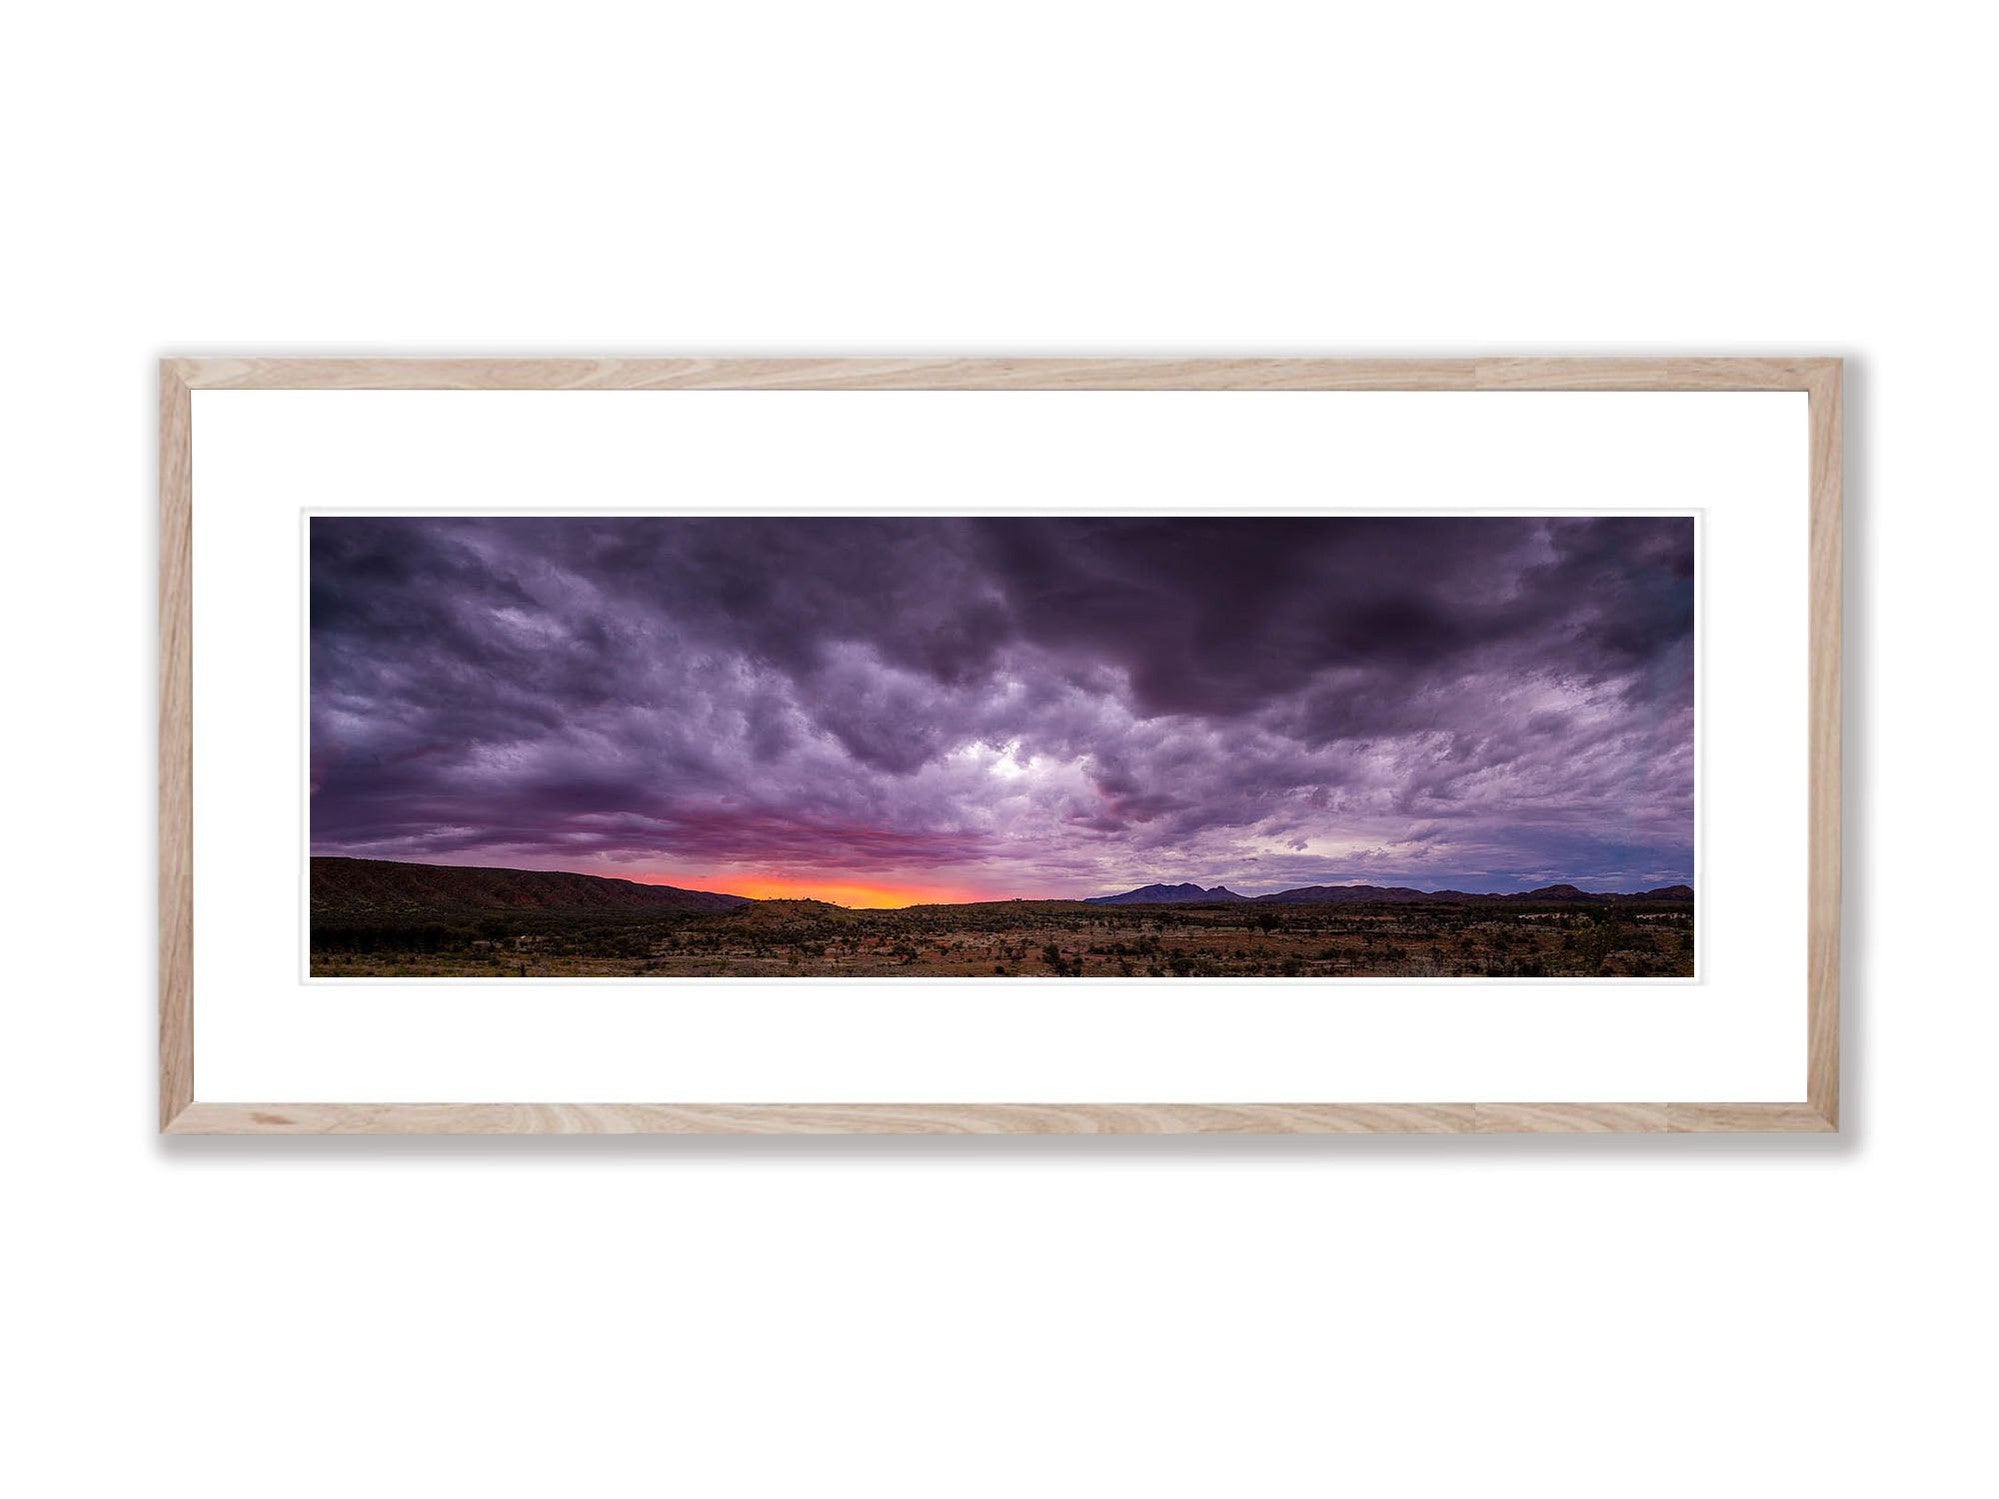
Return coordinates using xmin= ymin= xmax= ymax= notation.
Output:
xmin=309 ymin=516 xmax=1694 ymax=902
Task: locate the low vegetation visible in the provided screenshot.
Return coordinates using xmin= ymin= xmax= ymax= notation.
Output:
xmin=312 ymin=895 xmax=1694 ymax=979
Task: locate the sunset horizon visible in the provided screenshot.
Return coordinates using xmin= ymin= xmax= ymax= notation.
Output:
xmin=314 ymin=850 xmax=1693 ymax=910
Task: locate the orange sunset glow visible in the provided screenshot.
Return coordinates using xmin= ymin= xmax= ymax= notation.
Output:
xmin=642 ymin=873 xmax=1000 ymax=909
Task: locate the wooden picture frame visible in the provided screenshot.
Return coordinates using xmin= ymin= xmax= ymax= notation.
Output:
xmin=160 ymin=357 xmax=1841 ymax=1135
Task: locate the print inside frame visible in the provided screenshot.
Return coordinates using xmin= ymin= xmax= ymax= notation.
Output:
xmin=161 ymin=358 xmax=1841 ymax=1135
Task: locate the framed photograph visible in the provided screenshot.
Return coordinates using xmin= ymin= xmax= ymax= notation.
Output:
xmin=160 ymin=358 xmax=1840 ymax=1134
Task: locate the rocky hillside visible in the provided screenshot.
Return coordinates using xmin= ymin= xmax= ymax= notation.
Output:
xmin=310 ymin=857 xmax=751 ymax=918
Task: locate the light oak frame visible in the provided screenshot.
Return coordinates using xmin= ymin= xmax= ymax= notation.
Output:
xmin=160 ymin=357 xmax=1841 ymax=1135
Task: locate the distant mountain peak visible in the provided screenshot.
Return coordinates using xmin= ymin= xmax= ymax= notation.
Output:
xmin=1085 ymin=882 xmax=1249 ymax=906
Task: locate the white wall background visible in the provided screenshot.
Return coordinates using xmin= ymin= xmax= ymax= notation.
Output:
xmin=2 ymin=4 xmax=1990 ymax=1496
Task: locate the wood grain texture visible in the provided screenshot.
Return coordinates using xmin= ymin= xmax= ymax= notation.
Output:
xmin=159 ymin=362 xmax=193 ymax=1130
xmin=163 ymin=1100 xmax=1837 ymax=1135
xmin=1473 ymin=356 xmax=1837 ymax=391
xmin=171 ymin=355 xmax=1843 ymax=393
xmin=159 ymin=357 xmax=1842 ymax=1135
xmin=1473 ymin=1103 xmax=1670 ymax=1133
xmin=177 ymin=356 xmax=1485 ymax=391
xmin=1667 ymin=1103 xmax=1836 ymax=1133
xmin=169 ymin=1102 xmax=1480 ymax=1136
xmin=1806 ymin=362 xmax=1843 ymax=1127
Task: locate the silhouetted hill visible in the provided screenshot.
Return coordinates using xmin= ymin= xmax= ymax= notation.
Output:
xmin=1086 ymin=882 xmax=1249 ymax=906
xmin=311 ymin=857 xmax=751 ymax=918
xmin=1091 ymin=879 xmax=1694 ymax=906
xmin=1252 ymin=882 xmax=1692 ymax=904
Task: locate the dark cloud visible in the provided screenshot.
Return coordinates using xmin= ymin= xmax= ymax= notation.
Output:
xmin=310 ymin=516 xmax=1694 ymax=897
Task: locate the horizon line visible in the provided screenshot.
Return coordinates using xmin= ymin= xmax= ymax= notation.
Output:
xmin=309 ymin=854 xmax=1694 ymax=909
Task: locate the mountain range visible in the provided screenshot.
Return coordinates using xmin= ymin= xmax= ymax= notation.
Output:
xmin=310 ymin=856 xmax=1692 ymax=918
xmin=1087 ymin=879 xmax=1693 ymax=905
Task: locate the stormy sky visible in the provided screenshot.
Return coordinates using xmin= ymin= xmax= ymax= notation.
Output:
xmin=309 ymin=516 xmax=1694 ymax=905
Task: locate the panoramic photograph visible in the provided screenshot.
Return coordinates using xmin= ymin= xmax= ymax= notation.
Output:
xmin=309 ymin=515 xmax=1695 ymax=979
